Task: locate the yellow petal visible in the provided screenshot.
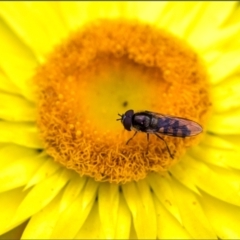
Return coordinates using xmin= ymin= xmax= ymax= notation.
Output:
xmin=124 ymin=2 xmax=167 ymax=23
xmin=21 ymin=193 xmax=61 ymax=239
xmin=0 ymin=187 xmax=29 ymax=235
xmin=0 ymin=144 xmax=36 ymax=168
xmin=59 ymin=175 xmax=87 ymax=213
xmin=170 ymin=161 xmax=200 ymax=195
xmin=211 ymin=75 xmax=240 ymax=112
xmin=51 ymin=178 xmax=99 ymax=238
xmin=0 ymin=71 xmax=20 ymax=94
xmin=224 ymin=4 xmax=240 ymax=26
xmin=115 ymin=193 xmax=131 ymax=239
xmin=0 ymin=9 xmax=38 ymax=101
xmin=187 ymin=2 xmax=238 ymax=48
xmin=0 ymin=152 xmax=44 ymax=193
xmin=171 ymin=178 xmax=217 ymax=239
xmin=0 ymin=220 xmax=28 ymax=240
xmin=0 ymin=2 xmax=68 ymax=62
xmin=200 ymin=22 xmax=240 ymax=54
xmin=11 ymin=169 xmax=70 ymax=227
xmin=24 ymin=156 xmax=61 ymax=190
xmin=0 ymin=122 xmax=43 ymax=148
xmin=98 ymin=183 xmax=119 ymax=239
xmin=219 ymin=135 xmax=240 ymax=149
xmin=153 ymin=194 xmax=192 ymax=239
xmin=147 ymin=173 xmax=182 ymax=224
xmin=208 ymin=50 xmax=240 ymax=85
xmin=156 ymin=2 xmax=203 ymax=37
xmin=57 ymin=2 xmax=94 ymax=30
xmin=200 ymin=132 xmax=239 ymax=151
xmin=122 ymin=181 xmax=157 ymax=239
xmin=75 ymin=201 xmax=102 ymax=239
xmin=201 ymin=50 xmax=222 ymax=66
xmin=59 ymin=2 xmax=126 ymax=31
xmin=0 ymin=92 xmax=36 ymax=121
xmin=206 ymin=109 xmax=240 ymax=134
xmin=136 ymin=180 xmax=157 ymax=234
xmin=189 ymin=144 xmax=240 ymax=170
xmin=181 ymin=156 xmax=240 ymax=207
xmin=199 ymin=191 xmax=240 ymax=239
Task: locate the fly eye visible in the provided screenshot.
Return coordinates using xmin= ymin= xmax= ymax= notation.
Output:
xmin=122 ymin=116 xmax=132 ymax=131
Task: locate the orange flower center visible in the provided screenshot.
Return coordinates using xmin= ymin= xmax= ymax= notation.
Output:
xmin=34 ymin=20 xmax=211 ymax=183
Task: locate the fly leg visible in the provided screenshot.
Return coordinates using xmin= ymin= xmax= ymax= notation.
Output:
xmin=154 ymin=133 xmax=174 ymax=159
xmin=126 ymin=131 xmax=138 ymax=145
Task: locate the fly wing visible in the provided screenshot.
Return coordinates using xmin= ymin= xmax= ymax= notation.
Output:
xmin=144 ymin=111 xmax=202 ymax=137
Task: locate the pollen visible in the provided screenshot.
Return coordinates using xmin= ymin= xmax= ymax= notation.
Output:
xmin=35 ymin=19 xmax=211 ymax=184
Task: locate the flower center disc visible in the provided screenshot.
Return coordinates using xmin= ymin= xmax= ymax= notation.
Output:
xmin=35 ymin=20 xmax=211 ymax=183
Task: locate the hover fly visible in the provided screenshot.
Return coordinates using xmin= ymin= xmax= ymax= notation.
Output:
xmin=117 ymin=109 xmax=202 ymax=159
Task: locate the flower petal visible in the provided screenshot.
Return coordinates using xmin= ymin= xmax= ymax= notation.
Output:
xmin=180 ymin=156 xmax=240 ymax=207
xmin=21 ymin=193 xmax=61 ymax=239
xmin=0 ymin=11 xmax=38 ymax=101
xmin=171 ymin=178 xmax=217 ymax=239
xmin=98 ymin=183 xmax=119 ymax=239
xmin=199 ymin=191 xmax=240 ymax=239
xmin=0 ymin=121 xmax=43 ymax=148
xmin=156 ymin=2 xmax=203 ymax=37
xmin=0 ymin=187 xmax=29 ymax=235
xmin=77 ymin=196 xmax=130 ymax=239
xmin=124 ymin=2 xmax=167 ymax=23
xmin=0 ymin=71 xmax=21 ymax=94
xmin=0 ymin=220 xmax=28 ymax=240
xmin=59 ymin=175 xmax=87 ymax=213
xmin=51 ymin=178 xmax=99 ymax=238
xmin=0 ymin=2 xmax=68 ymax=62
xmin=187 ymin=2 xmax=238 ymax=48
xmin=75 ymin=201 xmax=103 ymax=239
xmin=206 ymin=109 xmax=240 ymax=134
xmin=57 ymin=2 xmax=94 ymax=30
xmin=59 ymin=2 xmax=126 ymax=31
xmin=219 ymin=135 xmax=240 ymax=149
xmin=211 ymin=75 xmax=240 ymax=112
xmin=199 ymin=22 xmax=240 ymax=54
xmin=201 ymin=133 xmax=240 ymax=150
xmin=0 ymin=151 xmax=44 ymax=193
xmin=224 ymin=4 xmax=240 ymax=25
xmin=11 ymin=169 xmax=70 ymax=227
xmin=24 ymin=156 xmax=61 ymax=190
xmin=122 ymin=181 xmax=157 ymax=239
xmin=135 ymin=180 xmax=157 ymax=234
xmin=115 ymin=193 xmax=131 ymax=239
xmin=0 ymin=143 xmax=36 ymax=168
xmin=208 ymin=50 xmax=240 ymax=85
xmin=147 ymin=173 xmax=182 ymax=224
xmin=0 ymin=92 xmax=36 ymax=121
xmin=153 ymin=194 xmax=192 ymax=239
xmin=170 ymin=162 xmax=200 ymax=195
xmin=189 ymin=144 xmax=240 ymax=170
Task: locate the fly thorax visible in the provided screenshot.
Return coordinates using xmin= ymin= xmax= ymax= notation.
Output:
xmin=143 ymin=117 xmax=150 ymax=127
xmin=150 ymin=117 xmax=158 ymax=128
xmin=139 ymin=115 xmax=150 ymax=127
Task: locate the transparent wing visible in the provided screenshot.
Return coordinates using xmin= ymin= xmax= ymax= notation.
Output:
xmin=144 ymin=111 xmax=202 ymax=137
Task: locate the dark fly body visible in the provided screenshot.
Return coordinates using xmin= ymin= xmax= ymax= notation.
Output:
xmin=117 ymin=109 xmax=203 ymax=159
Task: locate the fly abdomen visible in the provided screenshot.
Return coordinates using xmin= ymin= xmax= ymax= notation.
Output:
xmin=157 ymin=117 xmax=191 ymax=137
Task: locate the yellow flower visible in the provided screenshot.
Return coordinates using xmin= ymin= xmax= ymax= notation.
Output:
xmin=0 ymin=2 xmax=240 ymax=239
